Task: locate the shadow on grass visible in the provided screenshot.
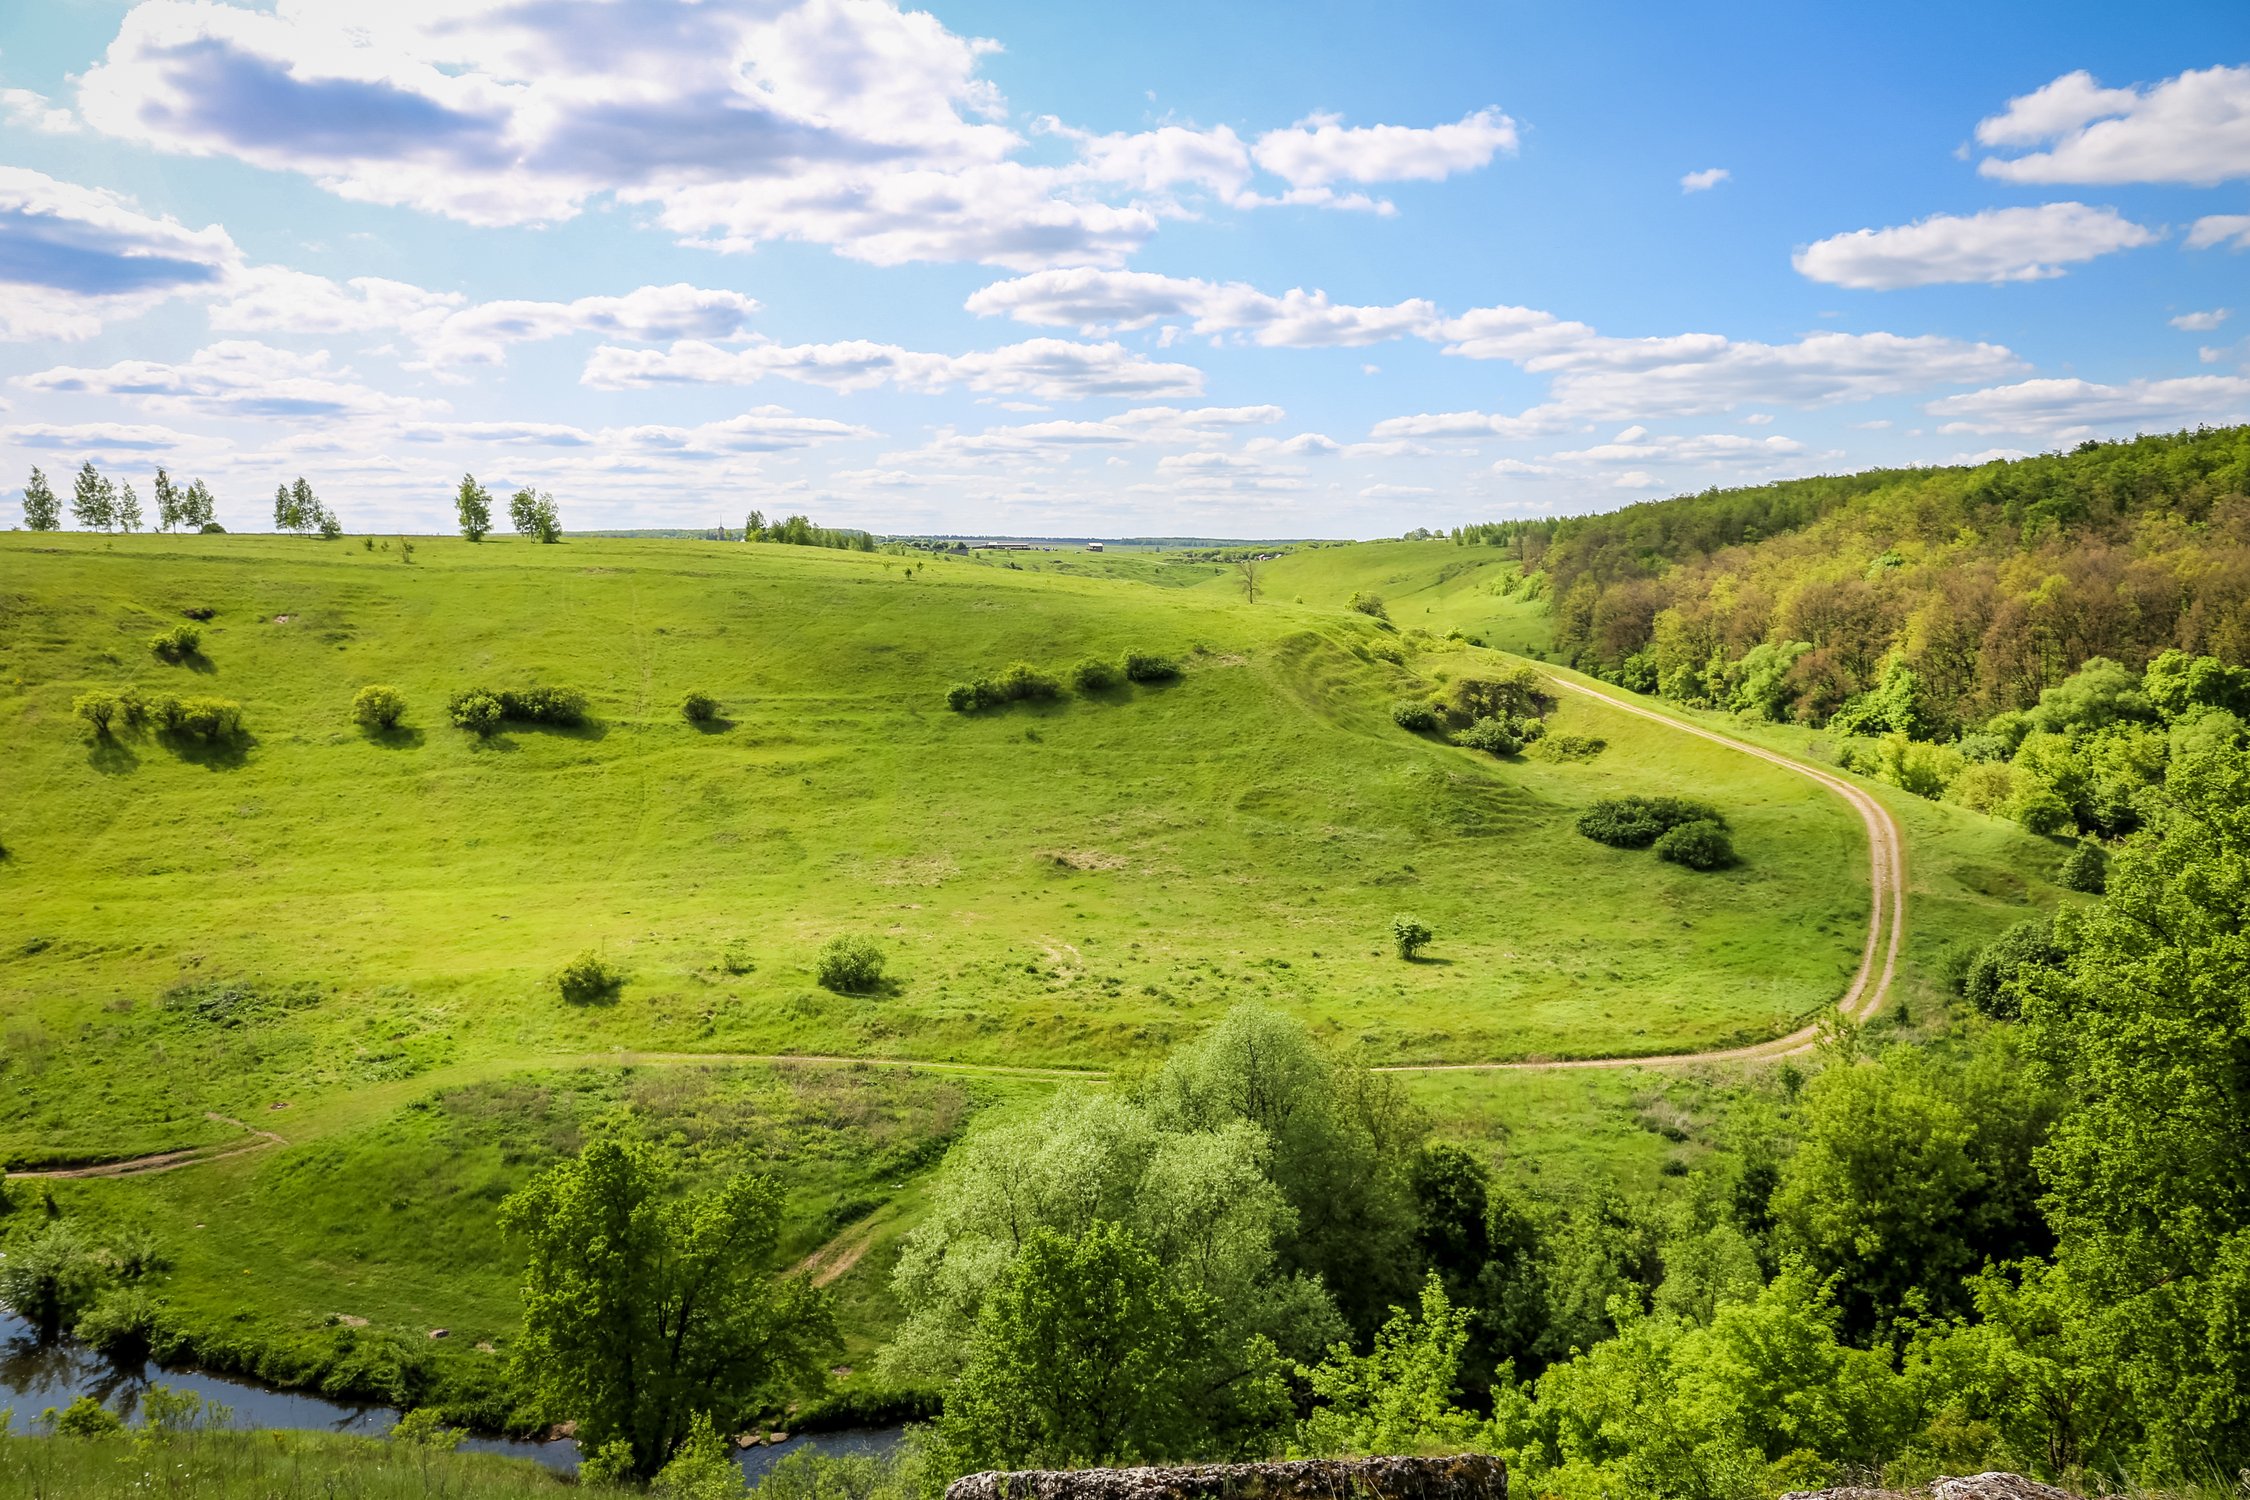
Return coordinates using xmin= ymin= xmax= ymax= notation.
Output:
xmin=688 ymin=716 xmax=734 ymax=734
xmin=163 ymin=732 xmax=254 ymax=771
xmin=512 ymin=719 xmax=610 ymax=743
xmin=87 ymin=737 xmax=140 ymax=776
xmin=1403 ymin=955 xmax=1457 ymax=967
xmin=360 ymin=725 xmax=425 ymax=750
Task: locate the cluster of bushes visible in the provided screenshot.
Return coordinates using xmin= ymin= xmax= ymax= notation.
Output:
xmin=1393 ymin=666 xmax=1555 ymax=757
xmin=147 ymin=623 xmax=201 ymax=662
xmin=947 ymin=651 xmax=1178 ymax=712
xmin=447 ymin=686 xmax=589 ymax=736
xmin=72 ymin=686 xmax=245 ymax=742
xmin=1578 ymin=795 xmax=1735 ymax=869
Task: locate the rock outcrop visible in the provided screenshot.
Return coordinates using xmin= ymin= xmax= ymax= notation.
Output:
xmin=1782 ymin=1474 xmax=2079 ymax=1500
xmin=947 ymin=1455 xmax=1506 ymax=1500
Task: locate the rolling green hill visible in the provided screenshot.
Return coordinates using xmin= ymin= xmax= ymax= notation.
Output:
xmin=0 ymin=527 xmax=2064 ymax=1423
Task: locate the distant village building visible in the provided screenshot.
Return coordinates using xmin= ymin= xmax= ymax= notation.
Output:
xmin=1086 ymin=541 xmax=1104 ymax=552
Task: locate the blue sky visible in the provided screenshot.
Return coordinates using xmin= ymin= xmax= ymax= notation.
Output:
xmin=0 ymin=1 xmax=2244 ymax=537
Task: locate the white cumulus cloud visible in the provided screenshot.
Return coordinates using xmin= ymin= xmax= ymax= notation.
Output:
xmin=1793 ymin=203 xmax=2158 ymax=288
xmin=582 ymin=336 xmax=1205 ymax=401
xmin=1976 ymin=65 xmax=2250 ymax=186
xmin=0 ymin=166 xmax=240 ymax=340
xmin=1680 ymin=167 xmax=1730 ymax=193
xmin=2172 ymin=309 xmax=2231 ymax=332
xmin=2187 ymin=214 xmax=2250 ymax=251
xmin=1926 ymin=374 xmax=2250 ymax=438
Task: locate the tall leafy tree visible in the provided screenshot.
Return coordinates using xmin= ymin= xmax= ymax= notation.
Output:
xmin=71 ymin=461 xmax=113 ymax=530
xmin=936 ymin=1222 xmax=1232 ymax=1471
xmin=115 ymin=480 xmax=144 ymax=532
xmin=273 ymin=481 xmax=300 ymax=532
xmin=511 ymin=486 xmax=562 ymax=542
xmin=21 ymin=466 xmax=60 ymax=531
xmin=182 ymin=478 xmax=216 ymax=531
xmin=500 ymin=1135 xmax=832 ymax=1480
xmin=2026 ymin=732 xmax=2250 ymax=1473
xmin=456 ymin=473 xmax=493 ymax=541
xmin=153 ymin=468 xmax=183 ymax=531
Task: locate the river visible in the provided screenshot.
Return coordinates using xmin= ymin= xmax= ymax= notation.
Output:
xmin=0 ymin=1309 xmax=903 ymax=1480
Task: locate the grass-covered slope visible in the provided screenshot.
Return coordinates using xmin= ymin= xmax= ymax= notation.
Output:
xmin=6 ymin=531 xmax=1873 ymax=1146
xmin=0 ymin=527 xmax=2068 ymax=1420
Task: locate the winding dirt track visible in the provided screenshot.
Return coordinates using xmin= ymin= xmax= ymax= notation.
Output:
xmin=1369 ymin=676 xmax=1906 ymax=1074
xmin=3 ymin=678 xmax=1903 ymax=1181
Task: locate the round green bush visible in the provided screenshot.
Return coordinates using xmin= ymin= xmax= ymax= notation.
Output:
xmin=1454 ymin=715 xmax=1524 ymax=756
xmin=946 ymin=681 xmax=977 ymax=712
xmin=681 ymin=690 xmax=720 ymax=724
xmin=1391 ymin=913 xmax=1433 ymax=960
xmin=2059 ymin=838 xmax=2107 ymax=893
xmin=1653 ymin=818 xmax=1735 ymax=871
xmin=816 ymin=934 xmax=887 ymax=994
xmin=148 ymin=624 xmax=201 ymax=662
xmin=1391 ymin=700 xmax=1440 ymax=733
xmin=1122 ymin=651 xmax=1180 ymax=683
xmin=352 ymin=684 xmax=407 ymax=730
xmin=448 ymin=689 xmax=503 ymax=736
xmin=555 ymin=952 xmax=625 ymax=1004
xmin=1071 ymin=657 xmax=1123 ymax=692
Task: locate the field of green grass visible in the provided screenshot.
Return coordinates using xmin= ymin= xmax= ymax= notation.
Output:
xmin=0 ymin=529 xmax=2065 ymax=1422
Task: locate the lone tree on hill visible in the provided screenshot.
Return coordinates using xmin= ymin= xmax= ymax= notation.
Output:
xmin=500 ymin=1135 xmax=833 ymax=1480
xmin=21 ymin=467 xmax=59 ymax=531
xmin=456 ymin=473 xmax=493 ymax=541
xmin=1236 ymin=556 xmax=1261 ymax=603
xmin=116 ymin=480 xmax=144 ymax=533
xmin=510 ymin=486 xmax=562 ymax=543
xmin=71 ymin=461 xmax=114 ymax=531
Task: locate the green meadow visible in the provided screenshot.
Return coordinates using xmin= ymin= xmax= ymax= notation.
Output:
xmin=0 ymin=529 xmax=2061 ymax=1421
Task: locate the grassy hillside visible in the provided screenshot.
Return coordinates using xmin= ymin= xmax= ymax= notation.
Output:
xmin=0 ymin=527 xmax=2065 ymax=1422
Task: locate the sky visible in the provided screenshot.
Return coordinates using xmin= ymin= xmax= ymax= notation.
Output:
xmin=0 ymin=1 xmax=2245 ymax=538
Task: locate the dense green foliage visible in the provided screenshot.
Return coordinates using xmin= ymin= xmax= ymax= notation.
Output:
xmin=1500 ymin=428 xmax=2250 ymax=731
xmin=1576 ymin=796 xmax=1725 ymax=850
xmin=815 ymin=935 xmax=888 ymax=994
xmin=500 ymin=1134 xmax=835 ymax=1478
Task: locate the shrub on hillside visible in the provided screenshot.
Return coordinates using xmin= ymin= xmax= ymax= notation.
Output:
xmin=352 ymin=684 xmax=407 ymax=731
xmin=1391 ymin=699 xmax=1441 ymax=732
xmin=446 ymin=685 xmax=589 ymax=733
xmin=75 ymin=1285 xmax=158 ymax=1359
xmin=1071 ymin=657 xmax=1123 ymax=693
xmin=1446 ymin=667 xmax=1547 ymax=726
xmin=1963 ymin=918 xmax=2067 ymax=1020
xmin=50 ymin=1395 xmax=126 ymax=1438
xmin=1533 ymin=733 xmax=1607 ymax=761
xmin=1455 ymin=715 xmax=1525 ymax=756
xmin=1577 ymin=795 xmax=1725 ymax=849
xmin=681 ymin=690 xmax=720 ymax=724
xmin=554 ymin=952 xmax=625 ymax=1005
xmin=73 ymin=690 xmax=119 ymax=737
xmin=448 ymin=690 xmax=503 ymax=736
xmin=817 ymin=934 xmax=887 ymax=994
xmin=1654 ymin=819 xmax=1735 ymax=871
xmin=947 ymin=662 xmax=1064 ymax=712
xmin=172 ymin=697 xmax=244 ymax=740
xmin=2059 ymin=838 xmax=2108 ymax=894
xmin=148 ymin=623 xmax=201 ymax=662
xmin=498 ymin=687 xmax=588 ymax=726
xmin=1122 ymin=651 xmax=1181 ymax=684
xmin=1349 ymin=592 xmax=1388 ymax=620
xmin=1391 ymin=913 xmax=1432 ymax=960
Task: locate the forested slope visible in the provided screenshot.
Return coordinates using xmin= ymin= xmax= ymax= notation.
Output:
xmin=1468 ymin=426 xmax=2250 ymax=732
